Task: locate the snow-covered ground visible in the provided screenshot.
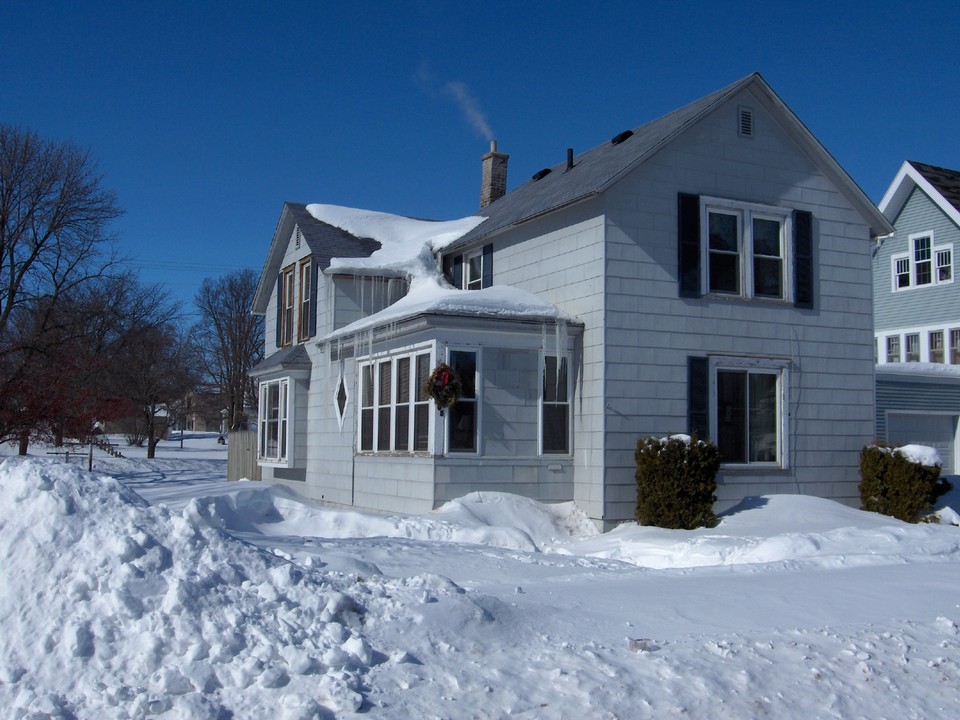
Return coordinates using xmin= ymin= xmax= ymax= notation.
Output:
xmin=2 ymin=433 xmax=960 ymax=719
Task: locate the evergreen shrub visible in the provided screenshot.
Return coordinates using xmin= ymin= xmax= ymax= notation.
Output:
xmin=635 ymin=435 xmax=720 ymax=529
xmin=859 ymin=445 xmax=952 ymax=522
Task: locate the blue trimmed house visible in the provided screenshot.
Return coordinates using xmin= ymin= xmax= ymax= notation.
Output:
xmin=873 ymin=161 xmax=960 ymax=475
xmin=251 ymin=73 xmax=891 ymax=528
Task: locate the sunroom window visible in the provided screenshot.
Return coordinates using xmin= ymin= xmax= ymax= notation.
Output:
xmin=542 ymin=355 xmax=570 ymax=454
xmin=258 ymin=378 xmax=289 ymax=464
xmin=448 ymin=350 xmax=478 ymax=453
xmin=358 ymin=349 xmax=432 ymax=454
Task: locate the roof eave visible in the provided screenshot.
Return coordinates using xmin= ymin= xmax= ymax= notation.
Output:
xmin=879 ymin=161 xmax=960 ymax=229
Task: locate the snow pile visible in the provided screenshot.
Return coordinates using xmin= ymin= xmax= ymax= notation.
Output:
xmin=563 ymin=494 xmax=960 ymax=569
xmin=0 ymin=458 xmax=377 ymax=718
xmin=196 ymin=486 xmax=597 ymax=553
xmin=895 ymin=443 xmax=942 ymax=467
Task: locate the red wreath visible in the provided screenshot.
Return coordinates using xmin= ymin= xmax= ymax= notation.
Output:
xmin=425 ymin=363 xmax=463 ymax=415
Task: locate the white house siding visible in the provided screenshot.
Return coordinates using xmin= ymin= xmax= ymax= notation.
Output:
xmin=489 ymin=201 xmax=607 ymax=520
xmin=599 ymin=87 xmax=875 ymax=521
xmin=874 ymin=188 xmax=960 ymax=333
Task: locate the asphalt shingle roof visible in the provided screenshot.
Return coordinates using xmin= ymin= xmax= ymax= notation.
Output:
xmin=283 ymin=202 xmax=381 ymax=270
xmin=909 ymin=161 xmax=960 ymax=215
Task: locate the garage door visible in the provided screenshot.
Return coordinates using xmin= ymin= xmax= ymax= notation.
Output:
xmin=886 ymin=413 xmax=957 ymax=475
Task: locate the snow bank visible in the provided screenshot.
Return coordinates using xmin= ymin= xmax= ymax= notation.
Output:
xmin=0 ymin=459 xmax=376 ymax=717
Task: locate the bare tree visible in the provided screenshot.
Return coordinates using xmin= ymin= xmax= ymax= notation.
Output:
xmin=192 ymin=268 xmax=264 ymax=431
xmin=0 ymin=124 xmax=122 ymax=340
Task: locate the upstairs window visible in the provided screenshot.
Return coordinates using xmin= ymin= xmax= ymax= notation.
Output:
xmin=892 ymin=232 xmax=953 ymax=291
xmin=703 ymin=198 xmax=790 ymax=301
xmin=444 ymin=244 xmax=493 ymax=291
xmin=280 ymin=266 xmax=295 ymax=346
xmin=930 ymin=331 xmax=945 ymax=363
xmin=886 ymin=336 xmax=901 ymax=363
xmin=298 ymin=259 xmax=312 ymax=341
xmin=905 ymin=333 xmax=920 ymax=362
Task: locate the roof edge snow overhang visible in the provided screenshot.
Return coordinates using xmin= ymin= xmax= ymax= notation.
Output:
xmin=324 ymin=311 xmax=584 ymax=361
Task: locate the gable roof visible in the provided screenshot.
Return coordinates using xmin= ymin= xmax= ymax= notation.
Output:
xmin=252 ymin=202 xmax=381 ymax=314
xmin=879 ymin=160 xmax=960 ymax=229
xmin=450 ymin=72 xmax=891 ymax=250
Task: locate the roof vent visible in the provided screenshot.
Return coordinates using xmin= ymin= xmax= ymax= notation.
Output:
xmin=295 ymin=227 xmax=302 ymax=248
xmin=738 ymin=106 xmax=753 ymax=138
xmin=611 ymin=130 xmax=633 ymax=145
xmin=532 ymin=167 xmax=552 ymax=181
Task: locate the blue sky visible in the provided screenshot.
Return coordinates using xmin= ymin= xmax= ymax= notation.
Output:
xmin=2 ymin=1 xmax=958 ymax=318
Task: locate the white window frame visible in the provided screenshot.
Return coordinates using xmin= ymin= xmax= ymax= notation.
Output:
xmin=258 ymin=377 xmax=290 ymax=465
xmin=700 ymin=197 xmax=792 ymax=301
xmin=463 ymin=249 xmax=484 ymax=290
xmin=540 ymin=353 xmax=572 ymax=455
xmin=886 ymin=335 xmax=901 ymax=363
xmin=905 ymin=333 xmax=920 ymax=362
xmin=951 ymin=328 xmax=960 ymax=364
xmin=709 ymin=356 xmax=788 ymax=468
xmin=445 ymin=348 xmax=480 ymax=454
xmin=298 ymin=259 xmax=312 ymax=342
xmin=893 ymin=232 xmax=953 ymax=291
xmin=930 ymin=330 xmax=945 ymax=363
xmin=280 ymin=265 xmax=295 ymax=346
xmin=357 ymin=345 xmax=434 ymax=455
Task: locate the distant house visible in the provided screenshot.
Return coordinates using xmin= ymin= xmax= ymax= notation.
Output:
xmin=251 ymin=73 xmax=891 ymax=528
xmin=873 ymin=161 xmax=960 ymax=474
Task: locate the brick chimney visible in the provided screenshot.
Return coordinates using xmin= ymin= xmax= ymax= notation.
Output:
xmin=480 ymin=140 xmax=509 ymax=208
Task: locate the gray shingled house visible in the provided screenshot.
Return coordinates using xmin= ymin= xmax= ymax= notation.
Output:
xmin=251 ymin=73 xmax=892 ymax=528
xmin=873 ymin=161 xmax=960 ymax=475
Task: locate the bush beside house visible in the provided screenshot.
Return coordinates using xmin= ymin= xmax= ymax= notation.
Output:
xmin=859 ymin=445 xmax=953 ymax=522
xmin=635 ymin=435 xmax=720 ymax=529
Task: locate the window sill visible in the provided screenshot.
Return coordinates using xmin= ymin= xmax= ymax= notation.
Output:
xmin=719 ymin=463 xmax=788 ymax=472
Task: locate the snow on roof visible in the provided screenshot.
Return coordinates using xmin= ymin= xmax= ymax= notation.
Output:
xmin=307 ymin=204 xmax=485 ymax=278
xmin=305 ymin=204 xmax=575 ymax=343
xmin=876 ymin=362 xmax=960 ymax=379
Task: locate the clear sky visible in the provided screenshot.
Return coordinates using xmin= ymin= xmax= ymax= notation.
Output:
xmin=2 ymin=1 xmax=958 ymax=318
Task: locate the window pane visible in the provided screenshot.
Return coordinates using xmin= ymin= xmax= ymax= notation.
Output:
xmin=378 ymin=362 xmax=392 ymax=405
xmin=906 ymin=334 xmax=920 ymax=362
xmin=752 ymin=218 xmax=781 ymax=257
xmin=748 ymin=374 xmax=777 ymax=462
xmin=916 ymin=261 xmax=932 ymax=285
xmin=413 ymin=404 xmax=429 ymax=451
xmin=709 ymin=253 xmax=739 ymax=294
xmin=416 ymin=354 xmax=430 ymax=401
xmin=931 ymin=331 xmax=944 ymax=363
xmin=360 ymin=409 xmax=373 ymax=451
xmin=448 ymin=402 xmax=476 ymax=452
xmin=467 ymin=254 xmax=482 ymax=290
xmin=396 ymin=358 xmax=410 ymax=403
xmin=395 ymin=404 xmax=409 ymax=451
xmin=716 ymin=371 xmax=746 ymax=463
xmin=450 ymin=351 xmax=476 ymax=398
xmin=937 ymin=249 xmax=952 ymax=282
xmin=542 ymin=405 xmax=569 ymax=453
xmin=753 ymin=257 xmax=783 ymax=298
xmin=886 ymin=336 xmax=901 ymax=363
xmin=362 ymin=365 xmax=374 ymax=406
xmin=377 ymin=408 xmax=391 ymax=451
xmin=709 ymin=212 xmax=739 ymax=252
xmin=952 ymin=329 xmax=960 ymax=364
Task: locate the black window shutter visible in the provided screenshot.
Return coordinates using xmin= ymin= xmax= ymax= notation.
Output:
xmin=688 ymin=356 xmax=709 ymax=440
xmin=481 ymin=244 xmax=493 ymax=288
xmin=442 ymin=253 xmax=454 ymax=285
xmin=452 ymin=254 xmax=463 ymax=289
xmin=275 ymin=276 xmax=282 ymax=346
xmin=309 ymin=259 xmax=319 ymax=337
xmin=794 ymin=210 xmax=813 ymax=309
xmin=678 ymin=193 xmax=701 ymax=297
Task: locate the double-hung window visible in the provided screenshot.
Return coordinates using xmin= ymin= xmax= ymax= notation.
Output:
xmin=951 ymin=329 xmax=960 ymax=364
xmin=541 ymin=355 xmax=570 ymax=454
xmin=905 ymin=333 xmax=920 ymax=362
xmin=448 ymin=350 xmax=478 ymax=453
xmin=886 ymin=336 xmax=901 ymax=363
xmin=280 ymin=266 xmax=295 ymax=346
xmin=930 ymin=331 xmax=945 ymax=363
xmin=892 ymin=232 xmax=953 ymax=291
xmin=258 ymin=378 xmax=289 ymax=464
xmin=710 ymin=358 xmax=786 ymax=466
xmin=358 ymin=349 xmax=432 ymax=453
xmin=703 ymin=198 xmax=790 ymax=300
xmin=298 ymin=259 xmax=312 ymax=341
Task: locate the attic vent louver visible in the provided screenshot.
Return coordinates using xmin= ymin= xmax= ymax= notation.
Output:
xmin=738 ymin=106 xmax=753 ymax=138
xmin=611 ymin=130 xmax=633 ymax=145
xmin=295 ymin=227 xmax=302 ymax=248
xmin=532 ymin=167 xmax=552 ymax=181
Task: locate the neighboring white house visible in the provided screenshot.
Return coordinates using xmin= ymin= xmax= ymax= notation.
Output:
xmin=873 ymin=160 xmax=960 ymax=475
xmin=251 ymin=73 xmax=892 ymax=528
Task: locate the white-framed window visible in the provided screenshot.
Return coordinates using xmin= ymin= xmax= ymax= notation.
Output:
xmin=702 ymin=197 xmax=791 ymax=300
xmin=905 ymin=333 xmax=920 ymax=362
xmin=886 ymin=335 xmax=901 ymax=363
xmin=951 ymin=329 xmax=960 ymax=364
xmin=892 ymin=232 xmax=953 ymax=291
xmin=710 ymin=357 xmax=787 ymax=466
xmin=447 ymin=349 xmax=478 ymax=453
xmin=280 ymin=265 xmax=295 ymax=346
xmin=930 ymin=330 xmax=945 ymax=363
xmin=464 ymin=250 xmax=484 ymax=290
xmin=298 ymin=259 xmax=312 ymax=341
xmin=258 ymin=378 xmax=289 ymax=464
xmin=541 ymin=355 xmax=570 ymax=454
xmin=358 ymin=348 xmax=432 ymax=454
